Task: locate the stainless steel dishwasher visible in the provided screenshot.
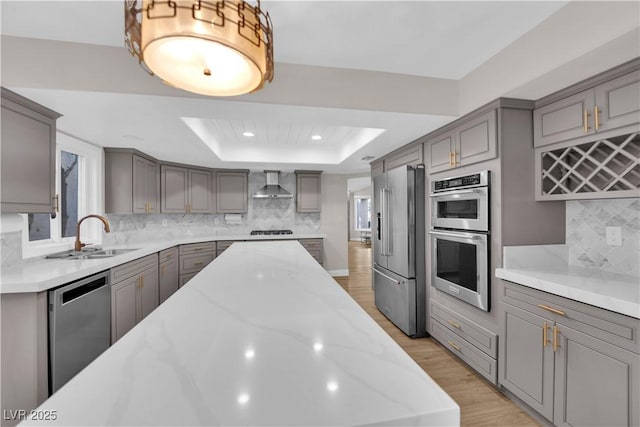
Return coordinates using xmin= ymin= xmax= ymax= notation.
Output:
xmin=49 ymin=270 xmax=111 ymax=394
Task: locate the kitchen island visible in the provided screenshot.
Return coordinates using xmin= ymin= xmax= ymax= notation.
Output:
xmin=21 ymin=241 xmax=459 ymax=426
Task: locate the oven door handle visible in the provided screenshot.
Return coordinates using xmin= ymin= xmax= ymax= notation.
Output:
xmin=428 ymin=230 xmax=486 ymax=240
xmin=428 ymin=188 xmax=483 ymax=197
xmin=372 ymin=267 xmax=401 ymax=285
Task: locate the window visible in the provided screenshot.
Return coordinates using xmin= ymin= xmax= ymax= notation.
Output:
xmin=354 ymin=196 xmax=371 ymax=231
xmin=22 ymin=133 xmax=103 ymax=258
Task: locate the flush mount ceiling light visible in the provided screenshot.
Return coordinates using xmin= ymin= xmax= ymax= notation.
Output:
xmin=311 ymin=135 xmax=322 ymax=141
xmin=242 ymin=131 xmax=255 ymax=137
xmin=124 ymin=0 xmax=274 ymax=97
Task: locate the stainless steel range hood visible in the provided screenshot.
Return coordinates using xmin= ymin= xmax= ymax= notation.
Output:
xmin=253 ymin=170 xmax=293 ymax=199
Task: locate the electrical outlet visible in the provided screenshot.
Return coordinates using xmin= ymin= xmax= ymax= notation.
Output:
xmin=162 ymin=219 xmax=168 ymax=227
xmin=606 ymin=226 xmax=622 ymax=246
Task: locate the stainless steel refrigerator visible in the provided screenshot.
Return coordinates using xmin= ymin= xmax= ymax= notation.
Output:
xmin=372 ymin=164 xmax=426 ymax=337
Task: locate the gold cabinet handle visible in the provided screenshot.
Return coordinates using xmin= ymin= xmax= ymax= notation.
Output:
xmin=448 ymin=341 xmax=461 ymax=352
xmin=553 ymin=325 xmax=559 ymax=352
xmin=448 ymin=152 xmax=453 ymax=167
xmin=194 ymin=262 xmax=204 ymax=267
xmin=160 ymin=265 xmax=165 ymax=275
xmin=452 ymin=151 xmax=458 ymax=167
xmin=140 ymin=275 xmax=144 ymax=288
xmin=542 ymin=322 xmax=550 ymax=347
xmin=594 ymin=106 xmax=600 ymax=131
xmin=583 ymin=109 xmax=591 ymax=133
xmin=53 ymin=194 xmax=59 ymax=213
xmin=538 ymin=304 xmax=566 ymax=316
xmin=448 ymin=319 xmax=461 ymax=329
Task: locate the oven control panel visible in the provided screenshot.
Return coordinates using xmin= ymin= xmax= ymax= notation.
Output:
xmin=433 ymin=170 xmax=490 ymax=192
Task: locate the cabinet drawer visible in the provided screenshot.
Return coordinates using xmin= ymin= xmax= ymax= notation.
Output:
xmin=111 ymin=254 xmax=158 ymax=284
xmin=431 ymin=300 xmax=497 ymax=358
xmin=298 ymin=239 xmax=322 ymax=250
xmin=216 ymin=240 xmax=236 ymax=252
xmin=179 ymin=242 xmax=215 ymax=255
xmin=159 ymin=246 xmax=178 ymax=263
xmin=501 ymin=281 xmax=640 ymax=354
xmin=306 ymin=249 xmax=322 ymax=264
xmin=431 ymin=320 xmax=497 ymax=385
xmin=179 ymin=252 xmax=215 ymax=275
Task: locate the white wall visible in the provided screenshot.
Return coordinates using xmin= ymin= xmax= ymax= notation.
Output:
xmin=459 ymin=2 xmax=640 ymax=114
xmin=320 ymin=174 xmax=349 ymax=276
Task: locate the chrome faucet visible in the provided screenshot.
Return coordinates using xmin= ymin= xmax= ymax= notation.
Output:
xmin=75 ymin=215 xmax=111 ymax=252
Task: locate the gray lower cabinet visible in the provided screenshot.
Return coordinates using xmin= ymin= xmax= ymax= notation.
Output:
xmin=111 ymin=255 xmax=159 ymax=343
xmin=158 ymin=247 xmax=179 ymax=304
xmin=500 ymin=281 xmax=640 ymax=427
xmin=1 ymin=88 xmax=61 ymax=213
xmin=161 ymin=164 xmax=214 ymax=213
xmin=178 ymin=242 xmax=215 ymax=286
xmin=298 ymin=239 xmax=323 ymax=265
xmin=294 ymin=171 xmax=322 ymax=213
xmin=216 ymin=240 xmax=235 ymax=258
xmin=426 ymin=109 xmax=497 ymax=174
xmin=216 ymin=170 xmax=248 ymax=213
xmin=430 ymin=300 xmax=498 ymax=385
xmin=534 ymin=69 xmax=640 ymax=148
xmin=105 ymin=149 xmax=159 ymax=214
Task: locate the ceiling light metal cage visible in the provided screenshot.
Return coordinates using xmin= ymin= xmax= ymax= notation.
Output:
xmin=125 ymin=0 xmax=274 ymax=96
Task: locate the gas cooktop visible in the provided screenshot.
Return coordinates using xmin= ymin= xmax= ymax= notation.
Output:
xmin=250 ymin=230 xmax=294 ymax=236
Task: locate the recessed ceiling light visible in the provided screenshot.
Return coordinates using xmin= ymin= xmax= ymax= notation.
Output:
xmin=243 ymin=131 xmax=255 ymax=137
xmin=311 ymin=135 xmax=322 ymax=141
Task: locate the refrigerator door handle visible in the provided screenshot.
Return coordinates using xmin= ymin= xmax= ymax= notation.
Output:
xmin=372 ymin=267 xmax=401 ymax=285
xmin=383 ymin=188 xmax=391 ymax=255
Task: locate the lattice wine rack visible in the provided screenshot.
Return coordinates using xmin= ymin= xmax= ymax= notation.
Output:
xmin=540 ymin=132 xmax=640 ymax=199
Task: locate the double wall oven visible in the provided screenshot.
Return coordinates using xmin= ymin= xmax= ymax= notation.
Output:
xmin=429 ymin=171 xmax=491 ymax=311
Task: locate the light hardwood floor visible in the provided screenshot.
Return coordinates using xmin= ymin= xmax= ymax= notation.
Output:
xmin=335 ymin=241 xmax=540 ymax=427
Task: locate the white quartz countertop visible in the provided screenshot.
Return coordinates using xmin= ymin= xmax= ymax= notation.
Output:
xmin=22 ymin=241 xmax=459 ymax=426
xmin=0 ymin=233 xmax=324 ymax=294
xmin=495 ymin=245 xmax=640 ymax=319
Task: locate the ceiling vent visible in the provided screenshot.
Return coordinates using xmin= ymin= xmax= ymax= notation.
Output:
xmin=253 ymin=170 xmax=293 ymax=199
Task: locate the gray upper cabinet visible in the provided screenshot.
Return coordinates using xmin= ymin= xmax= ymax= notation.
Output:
xmin=499 ymin=281 xmax=640 ymax=427
xmin=105 ymin=149 xmax=159 ymax=214
xmin=384 ymin=144 xmax=423 ymax=171
xmin=534 ymin=69 xmax=640 ymax=148
xmin=216 ymin=170 xmax=248 ymax=213
xmin=1 ymin=88 xmax=61 ymax=213
xmin=426 ymin=110 xmax=497 ymax=174
xmin=370 ymin=160 xmax=384 ymax=177
xmin=161 ymin=164 xmax=214 ymax=214
xmin=295 ymin=170 xmax=322 ymax=213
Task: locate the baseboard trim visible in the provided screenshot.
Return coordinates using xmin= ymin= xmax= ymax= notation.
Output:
xmin=328 ymin=269 xmax=349 ymax=277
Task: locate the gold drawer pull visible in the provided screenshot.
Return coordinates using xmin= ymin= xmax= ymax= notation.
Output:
xmin=583 ymin=109 xmax=591 ymax=133
xmin=194 ymin=262 xmax=204 ymax=267
xmin=448 ymin=341 xmax=461 ymax=352
xmin=542 ymin=322 xmax=550 ymax=347
xmin=448 ymin=319 xmax=461 ymax=329
xmin=538 ymin=304 xmax=566 ymax=316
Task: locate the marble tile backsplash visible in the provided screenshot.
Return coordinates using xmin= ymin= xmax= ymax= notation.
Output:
xmin=566 ymin=198 xmax=640 ymax=277
xmin=102 ymin=172 xmax=320 ymax=246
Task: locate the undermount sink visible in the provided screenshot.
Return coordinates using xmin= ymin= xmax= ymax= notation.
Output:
xmin=46 ymin=248 xmax=139 ymax=260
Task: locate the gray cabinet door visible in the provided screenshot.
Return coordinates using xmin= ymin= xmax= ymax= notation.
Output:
xmin=216 ymin=171 xmax=248 ymax=213
xmin=500 ymin=303 xmax=554 ymax=421
xmin=159 ymin=256 xmax=179 ymax=304
xmin=1 ymin=92 xmax=58 ymax=213
xmin=138 ymin=267 xmax=158 ymax=321
xmin=534 ymin=89 xmax=595 ymax=148
xmin=132 ymin=155 xmax=148 ymax=214
xmin=111 ymin=277 xmax=138 ymax=343
xmin=296 ymin=173 xmax=321 ymax=213
xmin=553 ymin=324 xmax=639 ymax=427
xmin=427 ymin=133 xmax=454 ymax=174
xmin=595 ymin=70 xmax=640 ymax=134
xmin=188 ymin=169 xmax=213 ymax=213
xmin=161 ymin=165 xmax=188 ymax=213
xmin=456 ymin=110 xmax=497 ymax=167
xmin=145 ymin=159 xmax=159 ymax=214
